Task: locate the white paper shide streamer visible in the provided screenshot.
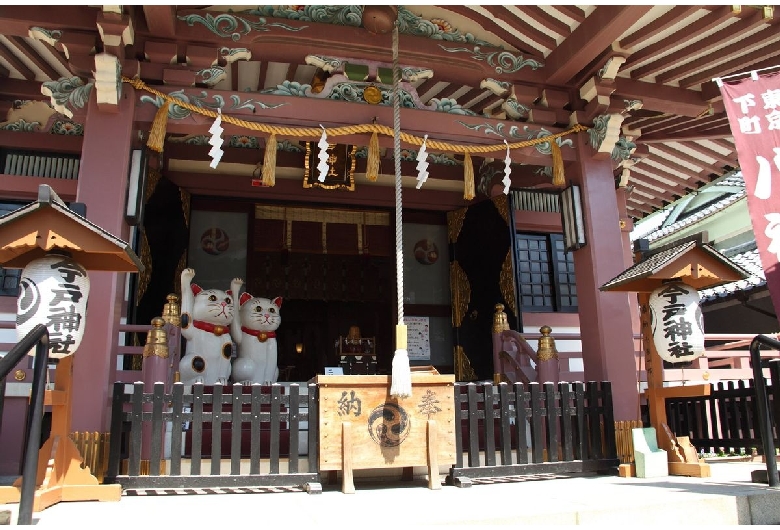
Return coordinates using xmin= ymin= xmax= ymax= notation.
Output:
xmin=317 ymin=126 xmax=329 ymax=182
xmin=208 ymin=108 xmax=224 ymax=169
xmin=503 ymin=140 xmax=512 ymax=195
xmin=415 ymin=135 xmax=429 ymax=189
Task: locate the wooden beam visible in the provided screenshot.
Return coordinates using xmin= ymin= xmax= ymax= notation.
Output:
xmin=7 ymin=36 xmax=60 ymax=80
xmin=613 ymin=78 xmax=711 ymax=118
xmin=0 ymin=39 xmax=34 ymax=80
xmin=482 ymin=6 xmax=559 ymax=52
xmin=652 ymin=14 xmax=774 ymax=84
xmin=439 ymin=5 xmax=547 ymax=56
xmin=668 ymin=140 xmax=736 ymax=167
xmin=0 ymin=6 xmax=98 ymax=37
xmin=553 ymin=5 xmax=587 ymax=24
xmin=619 ymin=6 xmax=700 ymax=49
xmin=515 ymin=6 xmax=572 ymax=38
xmin=679 ymin=42 xmax=780 ymax=89
xmin=0 ymin=129 xmax=83 ymax=153
xmin=631 ymin=12 xmax=775 ymax=84
xmin=649 ymin=144 xmax=729 ymax=175
xmin=624 ymin=6 xmax=739 ymax=71
xmin=40 ymin=41 xmax=71 ymax=75
xmin=545 ymin=5 xmax=653 ymax=86
xmin=142 ymin=5 xmax=176 ymax=37
xmin=639 ymin=126 xmax=734 ymax=143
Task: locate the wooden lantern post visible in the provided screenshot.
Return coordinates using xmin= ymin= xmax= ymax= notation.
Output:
xmin=0 ymin=185 xmax=143 ymax=511
xmin=601 ymin=239 xmax=751 ymax=478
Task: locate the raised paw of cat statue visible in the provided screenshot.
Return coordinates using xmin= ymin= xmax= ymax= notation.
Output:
xmin=230 ymin=292 xmax=282 ymax=385
xmin=178 ymin=268 xmax=235 ymax=388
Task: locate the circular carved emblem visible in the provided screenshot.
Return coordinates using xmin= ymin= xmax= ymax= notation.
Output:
xmin=367 ymin=402 xmax=411 ymax=447
xmin=200 ymin=228 xmax=230 ymax=255
xmin=363 ymin=85 xmax=383 ymax=105
xmin=413 ymin=239 xmax=439 ymax=265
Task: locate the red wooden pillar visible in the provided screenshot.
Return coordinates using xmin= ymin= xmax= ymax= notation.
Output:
xmin=570 ymin=133 xmax=639 ymax=421
xmin=615 ymin=187 xmax=642 ymax=364
xmin=72 ymin=84 xmax=135 ymax=432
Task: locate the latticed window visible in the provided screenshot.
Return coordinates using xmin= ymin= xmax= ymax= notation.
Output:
xmin=515 ymin=233 xmax=577 ymax=312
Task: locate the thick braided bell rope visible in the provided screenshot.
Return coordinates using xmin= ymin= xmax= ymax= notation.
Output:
xmin=122 ymin=77 xmax=588 ymax=154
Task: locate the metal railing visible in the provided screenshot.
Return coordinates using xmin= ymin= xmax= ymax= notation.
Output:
xmin=0 ymin=324 xmax=49 ymax=525
xmin=750 ymin=334 xmax=780 ymax=488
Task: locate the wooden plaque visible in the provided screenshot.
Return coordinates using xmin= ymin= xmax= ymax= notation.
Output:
xmin=316 ymin=374 xmax=456 ymax=472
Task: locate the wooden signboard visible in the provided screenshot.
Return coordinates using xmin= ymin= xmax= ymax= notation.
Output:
xmin=316 ymin=373 xmax=456 ymax=493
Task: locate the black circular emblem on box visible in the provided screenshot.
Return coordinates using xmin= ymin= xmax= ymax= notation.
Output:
xmin=367 ymin=402 xmax=410 ymax=447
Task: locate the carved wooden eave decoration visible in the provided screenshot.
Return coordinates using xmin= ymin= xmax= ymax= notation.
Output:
xmin=0 ymin=184 xmax=143 ymax=272
xmin=600 ymin=240 xmax=750 ymax=293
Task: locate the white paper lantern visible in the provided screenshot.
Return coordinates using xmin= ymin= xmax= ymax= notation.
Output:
xmin=648 ymin=281 xmax=704 ymax=363
xmin=16 ymin=252 xmax=90 ymax=358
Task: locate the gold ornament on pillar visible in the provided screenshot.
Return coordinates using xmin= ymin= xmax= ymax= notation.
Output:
xmin=161 ymin=293 xmax=181 ymax=327
xmin=142 ymin=317 xmax=169 ymax=359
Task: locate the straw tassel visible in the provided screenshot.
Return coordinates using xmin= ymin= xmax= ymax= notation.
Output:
xmin=366 ymin=131 xmax=380 ymax=181
xmin=463 ymin=152 xmax=475 ymax=200
xmin=262 ymin=133 xmax=277 ymax=187
xmin=551 ymin=139 xmax=565 ymax=187
xmin=146 ymin=100 xmax=170 ymax=153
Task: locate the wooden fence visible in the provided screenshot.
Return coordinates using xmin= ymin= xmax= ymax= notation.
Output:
xmin=665 ymin=360 xmax=780 ymax=455
xmin=448 ymin=381 xmax=619 ymax=486
xmin=104 ymin=381 xmax=321 ymax=492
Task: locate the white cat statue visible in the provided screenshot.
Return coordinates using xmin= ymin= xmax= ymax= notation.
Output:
xmin=230 ymin=284 xmax=282 ymax=385
xmin=178 ymin=268 xmax=240 ymax=387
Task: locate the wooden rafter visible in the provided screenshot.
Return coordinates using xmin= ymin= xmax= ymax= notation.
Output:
xmin=624 ymin=5 xmax=740 ymax=72
xmin=553 ymin=5 xmax=587 ymax=24
xmin=515 ymin=6 xmax=572 ymax=38
xmin=142 ymin=5 xmax=176 ymax=37
xmin=632 ymin=13 xmax=765 ymax=83
xmin=439 ymin=5 xmax=546 ymax=56
xmin=545 ymin=5 xmax=653 ymax=85
xmin=481 ymin=6 xmax=559 ymax=52
xmin=679 ymin=42 xmax=780 ymax=88
xmin=619 ymin=6 xmax=701 ymax=49
xmin=650 ymin=144 xmax=725 ymax=175
xmin=0 ymin=38 xmax=34 ymax=80
xmin=671 ymin=141 xmax=736 ymax=168
xmin=7 ymin=36 xmax=59 ymax=80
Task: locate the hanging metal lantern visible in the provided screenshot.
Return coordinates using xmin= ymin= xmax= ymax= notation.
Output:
xmin=648 ymin=280 xmax=705 ymax=363
xmin=16 ymin=251 xmax=90 ymax=358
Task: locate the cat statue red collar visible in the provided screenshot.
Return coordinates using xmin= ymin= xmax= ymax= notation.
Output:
xmin=230 ymin=289 xmax=282 ymax=385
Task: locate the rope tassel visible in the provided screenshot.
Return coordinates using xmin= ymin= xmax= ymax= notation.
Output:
xmin=366 ymin=131 xmax=380 ymax=181
xmin=551 ymin=139 xmax=565 ymax=187
xmin=463 ymin=152 xmax=475 ymax=200
xmin=262 ymin=133 xmax=277 ymax=187
xmin=147 ymin=101 xmax=170 ymax=153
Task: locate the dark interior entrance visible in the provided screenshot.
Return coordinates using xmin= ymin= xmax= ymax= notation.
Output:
xmin=273 ymin=298 xmax=394 ymax=381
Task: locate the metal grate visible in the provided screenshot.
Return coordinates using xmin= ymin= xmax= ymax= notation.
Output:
xmin=2 ymin=150 xmax=80 ymax=179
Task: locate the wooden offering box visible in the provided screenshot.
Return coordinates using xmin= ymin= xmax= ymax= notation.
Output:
xmin=316 ymin=374 xmax=456 ymax=493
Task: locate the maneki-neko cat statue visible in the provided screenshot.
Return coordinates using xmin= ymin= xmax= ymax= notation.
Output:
xmin=230 ymin=279 xmax=282 ymax=385
xmin=178 ymin=268 xmax=239 ymax=387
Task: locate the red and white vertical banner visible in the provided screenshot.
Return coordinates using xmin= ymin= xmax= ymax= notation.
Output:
xmin=719 ymin=70 xmax=780 ymax=326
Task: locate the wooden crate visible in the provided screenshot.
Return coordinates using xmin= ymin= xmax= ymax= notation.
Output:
xmin=316 ymin=374 xmax=456 ymax=492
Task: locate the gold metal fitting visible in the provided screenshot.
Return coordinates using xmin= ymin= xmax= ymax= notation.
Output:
xmin=492 ymin=304 xmax=509 ymax=333
xmin=14 ymin=369 xmax=26 ymax=381
xmin=536 ymin=325 xmax=559 ymax=362
xmin=142 ymin=317 xmax=169 ymax=359
xmin=161 ymin=293 xmax=181 ymax=327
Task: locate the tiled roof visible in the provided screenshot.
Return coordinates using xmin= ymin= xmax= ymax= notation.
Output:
xmin=630 ymin=172 xmax=746 ymax=244
xmin=699 ymin=248 xmax=766 ymax=302
xmin=601 ymin=240 xmax=752 ymax=292
xmin=642 ymin=189 xmax=746 ymax=243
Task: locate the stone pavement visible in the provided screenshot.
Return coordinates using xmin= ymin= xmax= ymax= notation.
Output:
xmin=2 ymin=462 xmax=780 ymax=526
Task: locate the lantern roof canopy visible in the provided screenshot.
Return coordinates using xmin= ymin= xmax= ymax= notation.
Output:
xmin=0 ymin=185 xmax=143 ymax=272
xmin=600 ymin=239 xmax=750 ymax=293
